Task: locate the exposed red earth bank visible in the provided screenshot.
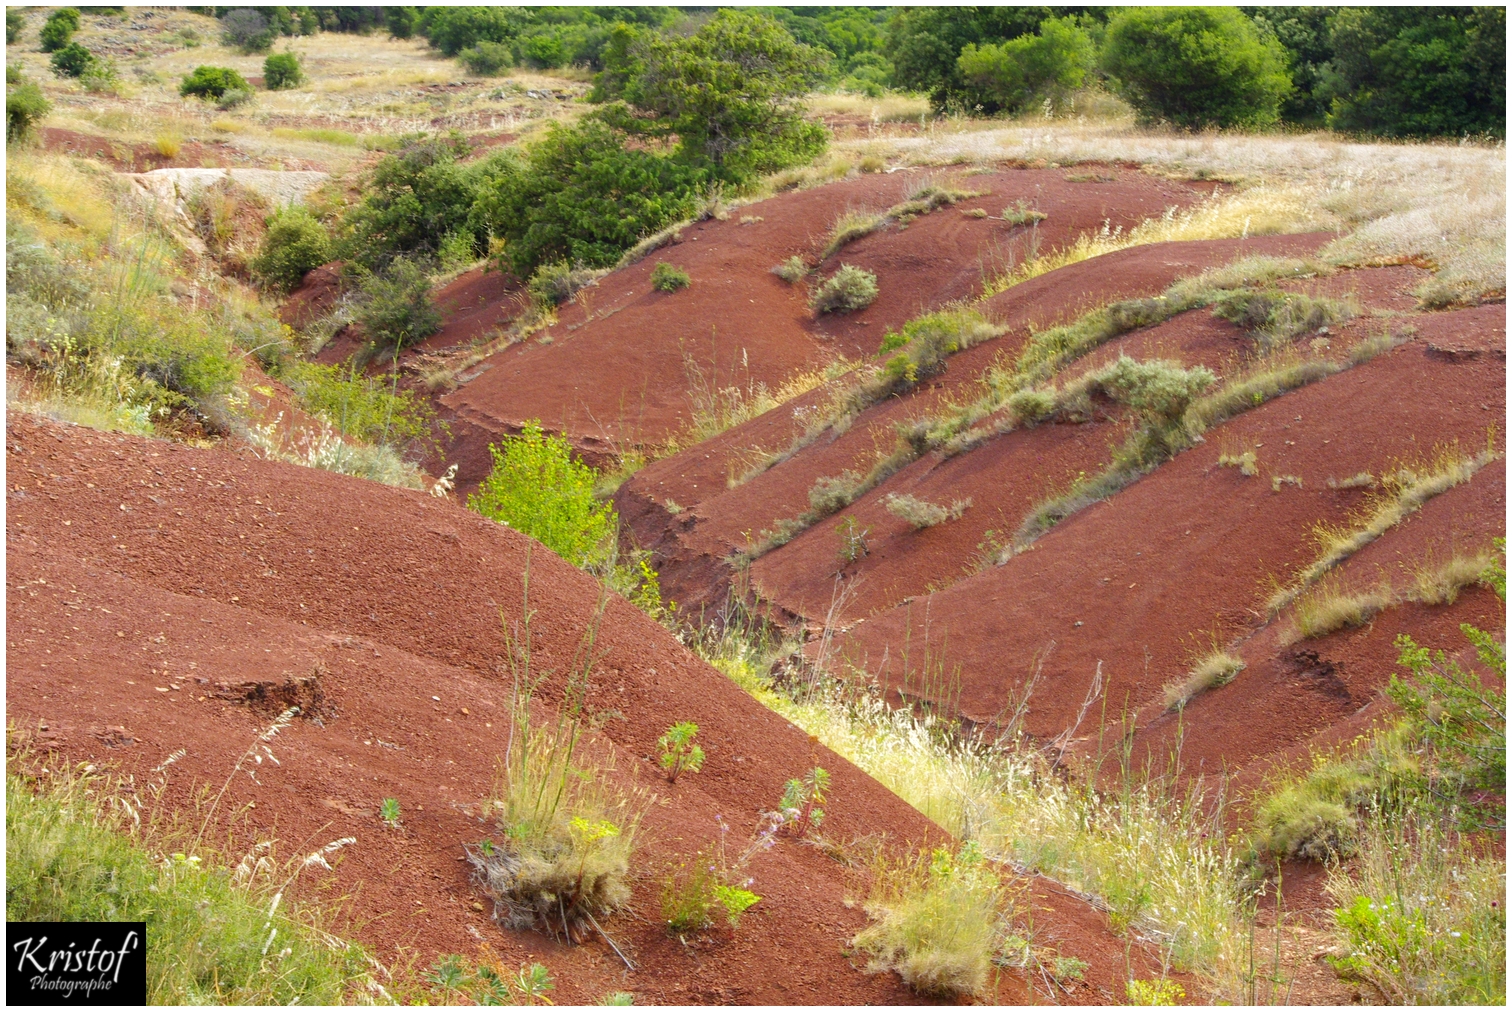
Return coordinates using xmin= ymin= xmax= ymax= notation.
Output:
xmin=6 ymin=411 xmax=1177 ymax=1004
xmin=420 ymin=165 xmax=1215 ymax=488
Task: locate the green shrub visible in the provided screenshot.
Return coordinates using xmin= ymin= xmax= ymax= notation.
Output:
xmin=884 ymin=493 xmax=968 ymax=530
xmin=179 ymin=65 xmax=250 ymax=101
xmin=79 ymin=57 xmax=120 ymax=94
xmin=1326 ymin=8 xmax=1505 ymax=139
xmin=458 ymin=40 xmax=513 ymax=76
xmin=1005 ymin=387 xmax=1056 ymax=425
xmin=422 ymin=6 xmax=531 ymax=57
xmin=339 ymin=133 xmax=495 ymax=271
xmin=6 ymin=82 xmax=49 ymax=141
xmin=1101 ymin=7 xmax=1291 ymax=129
xmin=809 ymin=469 xmax=864 ymax=515
xmin=527 ymin=260 xmax=601 ymax=308
xmin=884 ymin=6 xmax=1061 ymax=112
xmin=354 ymin=259 xmax=441 ymax=352
xmin=468 ymin=421 xmax=616 ymax=568
xmin=6 ymin=9 xmax=24 ymax=45
xmin=1080 ymin=356 xmax=1217 ymax=426
xmin=250 ymin=206 xmax=332 ymax=292
xmin=39 ymin=7 xmax=80 ymax=53
xmin=385 ymin=6 xmax=420 ymax=40
xmin=282 ymin=361 xmax=434 ymax=448
xmin=771 ymin=255 xmax=807 ymax=283
xmin=220 ymin=8 xmax=274 ymax=53
xmin=956 ymin=15 xmax=1094 ymax=114
xmin=48 ymin=41 xmax=94 ymax=78
xmin=217 ymin=86 xmax=254 ymax=111
xmin=262 ymin=51 xmax=303 ymax=90
xmin=811 ymin=263 xmax=877 ymax=314
xmin=6 ymin=763 xmax=380 ymax=1003
xmin=650 ymin=261 xmax=690 ymax=292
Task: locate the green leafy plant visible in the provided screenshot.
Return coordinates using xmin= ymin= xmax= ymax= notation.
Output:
xmin=179 ymin=66 xmax=251 ymax=101
xmin=956 ymin=15 xmax=1094 ymax=114
xmin=1002 ymin=199 xmax=1047 ymax=226
xmin=354 ymin=259 xmax=442 ymax=351
xmin=1127 ymin=978 xmax=1187 ymax=1005
xmin=380 ymin=797 xmax=401 ymax=829
xmin=6 ymin=81 xmax=50 ymax=142
xmin=836 ymin=515 xmax=870 ymax=565
xmin=468 ymin=422 xmax=617 ymax=569
xmin=459 ymin=40 xmax=514 ymax=76
xmin=49 ymin=42 xmax=94 ymax=78
xmin=220 ymin=8 xmax=274 ymax=53
xmin=262 ymin=51 xmax=304 ymax=91
xmin=777 ymin=766 xmax=830 ymax=836
xmin=425 ymin=954 xmax=555 ymax=1006
xmin=650 ymin=261 xmax=690 ymax=292
xmin=7 ymin=9 xmax=25 ymax=45
xmin=657 ymin=722 xmax=705 ymax=783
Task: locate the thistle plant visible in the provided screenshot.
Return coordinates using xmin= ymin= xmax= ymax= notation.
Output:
xmin=658 ymin=722 xmax=706 ymax=783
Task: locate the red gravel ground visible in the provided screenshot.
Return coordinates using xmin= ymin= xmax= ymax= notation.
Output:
xmin=433 ymin=165 xmax=1214 ymax=489
xmin=6 ymin=411 xmax=1176 ymax=1005
xmin=619 ymin=233 xmax=1336 ymax=618
xmin=830 ymin=303 xmax=1505 ymax=760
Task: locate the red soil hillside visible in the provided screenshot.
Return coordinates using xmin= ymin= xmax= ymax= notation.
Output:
xmin=6 ymin=411 xmax=1174 ymax=1005
xmin=432 ymin=165 xmax=1213 ymax=488
xmin=828 ymin=303 xmax=1504 ymax=771
xmin=618 ymin=233 xmax=1335 ymax=617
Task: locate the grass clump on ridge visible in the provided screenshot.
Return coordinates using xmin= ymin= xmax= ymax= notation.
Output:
xmin=821 ymin=181 xmax=983 ymax=259
xmin=853 ymin=842 xmax=1007 ymax=998
xmin=885 ymin=492 xmax=970 ymax=530
xmin=1266 ymin=439 xmax=1501 ymax=616
xmin=811 ymin=263 xmax=878 ymax=314
xmin=650 ymin=261 xmax=691 ymax=292
xmin=1162 ymin=650 xmax=1245 ymax=711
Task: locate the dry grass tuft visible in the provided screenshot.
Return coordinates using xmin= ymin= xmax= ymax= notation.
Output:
xmin=1163 ymin=651 xmax=1246 ymax=710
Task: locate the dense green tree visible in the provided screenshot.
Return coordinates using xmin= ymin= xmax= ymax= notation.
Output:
xmin=594 ymin=10 xmax=829 ymax=184
xmin=262 ymin=50 xmax=303 ymax=90
xmin=7 ymin=9 xmax=26 ymax=45
xmin=482 ymin=118 xmax=703 ymax=277
xmin=178 ymin=65 xmax=250 ymax=100
xmin=49 ymin=41 xmax=94 ymax=77
xmin=1324 ymin=7 xmax=1504 ymax=139
xmin=220 ymin=8 xmax=274 ymax=53
xmin=39 ymin=7 xmax=81 ymax=52
xmin=384 ymin=6 xmax=419 ymax=40
xmin=338 ymin=133 xmax=497 ymax=271
xmin=956 ymin=15 xmax=1095 ymax=114
xmin=1244 ymin=6 xmax=1338 ymax=125
xmin=1101 ymin=6 xmax=1291 ymax=128
xmin=7 ymin=80 xmax=50 ymax=141
xmin=885 ymin=6 xmax=1096 ymax=111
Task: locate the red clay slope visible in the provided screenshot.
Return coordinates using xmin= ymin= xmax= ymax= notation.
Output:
xmin=436 ymin=165 xmax=1212 ymax=488
xmin=5 ymin=410 xmax=1171 ymax=1005
xmin=618 ymin=233 xmax=1335 ymax=617
xmin=830 ymin=303 xmax=1504 ymax=756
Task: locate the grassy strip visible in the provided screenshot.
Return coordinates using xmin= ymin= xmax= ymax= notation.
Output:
xmin=6 ymin=757 xmax=389 ymax=1004
xmin=820 ymin=183 xmax=984 ymax=260
xmin=697 ymin=621 xmax=1252 ymax=998
xmin=1266 ymin=440 xmax=1501 ymax=616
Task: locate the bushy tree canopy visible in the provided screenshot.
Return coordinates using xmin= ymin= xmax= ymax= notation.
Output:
xmin=1101 ymin=6 xmax=1291 ymax=128
xmin=956 ymin=15 xmax=1095 ymax=114
xmin=885 ymin=6 xmax=1083 ymax=112
xmin=593 ymin=10 xmax=829 ymax=184
xmin=1323 ymin=7 xmax=1504 ymax=139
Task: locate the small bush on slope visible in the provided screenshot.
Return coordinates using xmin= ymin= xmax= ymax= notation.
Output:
xmin=179 ymin=66 xmax=251 ymax=101
xmin=6 ymin=81 xmax=50 ymax=141
xmin=354 ymin=259 xmax=442 ymax=352
xmin=468 ymin=422 xmax=617 ymax=569
xmin=250 ymin=206 xmax=331 ymax=292
xmin=811 ymin=264 xmax=877 ymax=314
xmin=262 ymin=51 xmax=304 ymax=91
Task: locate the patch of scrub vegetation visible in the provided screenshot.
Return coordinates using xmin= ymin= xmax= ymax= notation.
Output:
xmin=884 ymin=493 xmax=971 ymax=530
xmin=466 ymin=576 xmax=645 ymax=949
xmin=697 ymin=613 xmax=1253 ymax=998
xmin=811 ymin=263 xmax=878 ymax=314
xmin=6 ymin=748 xmax=387 ymax=1004
xmin=819 ymin=180 xmax=982 ymax=259
xmin=1163 ymin=650 xmax=1245 ymax=711
xmin=853 ymin=842 xmax=1007 ymax=998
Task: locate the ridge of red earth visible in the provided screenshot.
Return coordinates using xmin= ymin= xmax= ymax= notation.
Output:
xmin=425 ymin=165 xmax=1215 ymax=491
xmin=744 ymin=263 xmax=1429 ymax=627
xmin=6 ymin=411 xmax=1177 ymax=1005
xmin=827 ymin=303 xmax=1504 ymax=765
xmin=618 ymin=233 xmax=1336 ymax=618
